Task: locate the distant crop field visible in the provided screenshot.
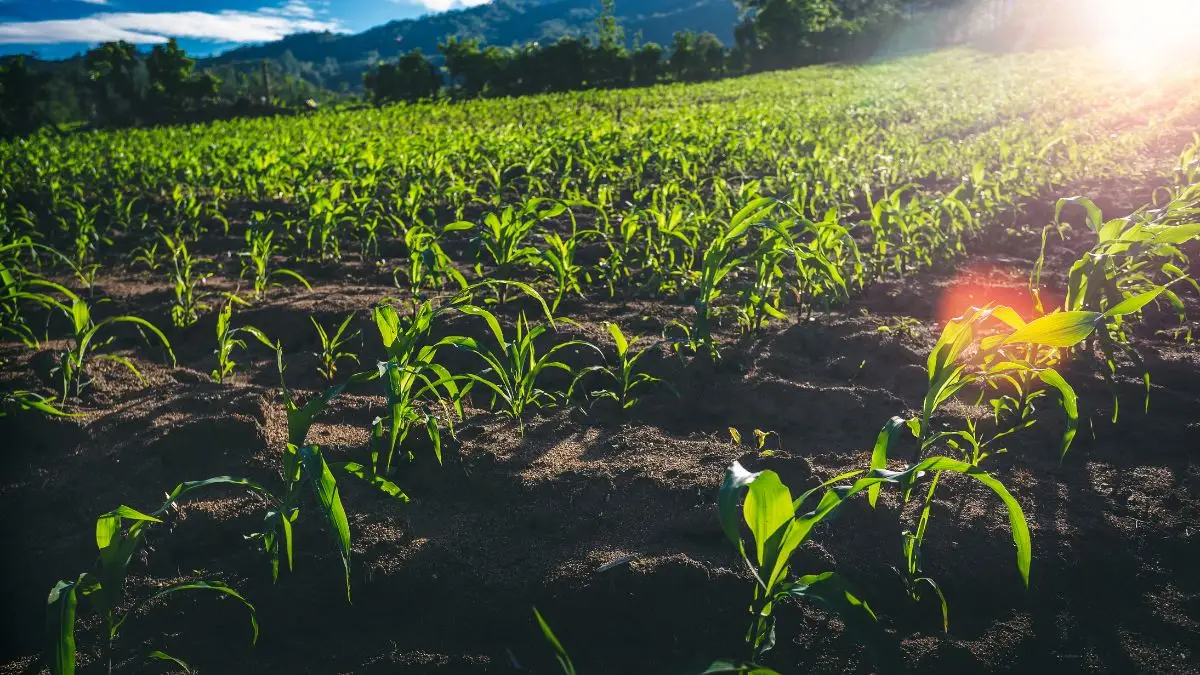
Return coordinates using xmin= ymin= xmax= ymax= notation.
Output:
xmin=2 ymin=47 xmax=1199 ymax=675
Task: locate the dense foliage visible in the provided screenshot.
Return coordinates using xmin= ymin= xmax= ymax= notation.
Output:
xmin=2 ymin=46 xmax=1199 ymax=673
xmin=2 ymin=0 xmax=1032 ymax=135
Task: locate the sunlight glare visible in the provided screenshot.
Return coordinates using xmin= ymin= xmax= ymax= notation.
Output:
xmin=1087 ymin=0 xmax=1200 ymax=78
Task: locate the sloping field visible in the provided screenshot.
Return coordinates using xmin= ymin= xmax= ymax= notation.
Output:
xmin=2 ymin=48 xmax=1199 ymax=674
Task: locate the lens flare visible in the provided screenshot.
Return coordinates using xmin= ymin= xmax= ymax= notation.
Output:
xmin=936 ymin=263 xmax=1057 ymax=329
xmin=1086 ymin=0 xmax=1200 ymax=79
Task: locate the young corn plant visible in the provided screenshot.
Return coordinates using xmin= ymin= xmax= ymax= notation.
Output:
xmin=395 ymin=219 xmax=472 ymax=295
xmin=130 ymin=240 xmax=162 ymax=272
xmin=1 ymin=242 xmax=75 ymax=347
xmin=447 ymin=308 xmax=594 ymax=434
xmin=716 ymin=462 xmax=899 ymax=671
xmin=669 ymin=198 xmax=779 ymax=359
xmin=361 ymin=281 xmax=543 ymax=484
xmin=865 ymin=303 xmax=1151 ymax=629
xmin=161 ymin=233 xmax=211 ymax=328
xmin=789 ymin=209 xmax=857 ymax=319
xmin=312 ymin=313 xmax=361 ymax=381
xmin=1 ymin=389 xmax=79 ymax=418
xmin=569 ymin=322 xmax=667 ymax=410
xmin=44 ymin=287 xmax=176 ymax=403
xmin=366 ymin=299 xmax=469 ymax=480
xmin=212 ymin=300 xmax=272 ymax=383
xmin=736 ymin=226 xmax=794 ymax=335
xmin=1034 ymin=195 xmax=1200 ymax=420
xmin=247 ymin=346 xmax=378 ymax=597
xmin=240 ymin=228 xmax=311 ymax=300
xmin=538 ymin=230 xmax=595 ymax=312
xmin=47 ymin=478 xmax=262 ymax=675
xmin=473 ymin=200 xmax=566 ymax=305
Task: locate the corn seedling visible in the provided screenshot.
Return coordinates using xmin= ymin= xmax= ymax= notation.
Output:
xmin=473 ymin=201 xmax=566 ymax=304
xmin=729 ymin=427 xmax=782 ymax=457
xmin=395 ymin=219 xmax=472 ymax=295
xmin=717 ymin=462 xmax=897 ymax=669
xmin=212 ymin=300 xmax=273 ymax=383
xmin=447 ymin=308 xmax=594 ymax=434
xmin=47 ymin=478 xmax=263 ymax=675
xmin=312 ymin=313 xmax=361 ymax=381
xmin=1035 ymin=194 xmax=1200 ymax=420
xmin=532 ymin=608 xmax=576 ymax=675
xmin=863 ymin=304 xmax=1151 ymax=629
xmin=162 ymin=233 xmax=211 ymax=328
xmin=368 ymin=299 xmax=468 ymax=479
xmin=570 ymin=322 xmax=666 ymax=410
xmin=670 ymin=198 xmax=780 ymax=359
xmin=1 ymin=241 xmax=75 ymax=347
xmin=240 ymin=228 xmax=311 ymax=299
xmin=248 ymin=346 xmax=377 ymax=597
xmin=42 ymin=287 xmax=176 ymax=402
xmin=736 ymin=226 xmax=793 ymax=335
xmin=1 ymin=389 xmax=79 ymax=418
xmin=129 ymin=240 xmax=162 ymax=272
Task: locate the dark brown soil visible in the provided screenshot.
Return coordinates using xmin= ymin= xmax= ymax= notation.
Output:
xmin=2 ymin=184 xmax=1199 ymax=675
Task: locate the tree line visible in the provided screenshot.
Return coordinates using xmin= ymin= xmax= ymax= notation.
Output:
xmin=3 ymin=0 xmax=1030 ymax=135
xmin=363 ymin=0 xmax=982 ymax=104
xmin=0 ymin=39 xmax=332 ymax=138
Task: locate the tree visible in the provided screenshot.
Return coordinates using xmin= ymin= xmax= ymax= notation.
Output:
xmin=364 ymin=49 xmax=442 ymax=104
xmin=670 ymin=31 xmax=726 ymax=82
xmin=439 ymin=37 xmax=494 ymax=98
xmin=85 ymin=41 xmax=142 ymax=125
xmin=535 ymin=37 xmax=590 ymax=93
xmin=753 ymin=0 xmax=844 ymax=69
xmin=146 ymin=39 xmax=217 ymax=121
xmin=632 ymin=42 xmax=665 ymax=86
xmin=596 ymin=0 xmax=625 ymax=51
xmin=737 ymin=0 xmax=906 ymax=69
xmin=0 ymin=56 xmax=51 ymax=137
xmin=727 ymin=17 xmax=760 ymax=73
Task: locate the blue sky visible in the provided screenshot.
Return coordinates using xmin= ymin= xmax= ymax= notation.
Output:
xmin=0 ymin=0 xmax=490 ymax=59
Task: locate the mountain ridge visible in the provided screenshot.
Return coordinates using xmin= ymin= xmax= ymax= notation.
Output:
xmin=203 ymin=0 xmax=740 ymax=90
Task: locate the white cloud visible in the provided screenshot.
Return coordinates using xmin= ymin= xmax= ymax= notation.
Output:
xmin=394 ymin=0 xmax=491 ymax=12
xmin=0 ymin=1 xmax=343 ymax=45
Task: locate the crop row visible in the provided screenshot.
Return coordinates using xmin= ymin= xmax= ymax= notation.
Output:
xmin=3 ymin=48 xmax=1200 ymax=674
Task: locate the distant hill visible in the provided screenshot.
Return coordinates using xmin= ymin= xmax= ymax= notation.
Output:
xmin=203 ymin=0 xmax=740 ymax=92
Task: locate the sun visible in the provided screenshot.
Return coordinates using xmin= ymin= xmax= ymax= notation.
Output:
xmin=1086 ymin=0 xmax=1200 ymax=79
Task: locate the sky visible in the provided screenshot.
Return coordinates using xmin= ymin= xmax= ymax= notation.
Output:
xmin=0 ymin=0 xmax=491 ymax=59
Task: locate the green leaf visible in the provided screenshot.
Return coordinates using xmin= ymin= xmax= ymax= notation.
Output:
xmin=96 ymin=505 xmax=161 ymax=550
xmin=142 ymin=581 xmax=258 ymax=645
xmin=1102 ymin=287 xmax=1163 ymax=319
xmin=299 ymin=445 xmax=353 ymax=601
xmin=1037 ymin=368 xmax=1078 ymax=460
xmin=145 ymin=650 xmax=192 ymax=674
xmin=729 ymin=197 xmax=776 ymax=236
xmin=1002 ymin=311 xmax=1100 ymax=348
xmin=868 ymin=416 xmax=908 ymax=508
xmin=46 ymin=579 xmax=78 ymax=675
xmin=877 ymin=457 xmax=1031 ymax=586
xmin=606 ymin=322 xmax=628 ymax=356
xmin=161 ymin=476 xmax=277 ymax=514
xmin=533 ymin=608 xmax=576 ymax=675
xmin=718 ymin=462 xmax=758 ymax=548
xmin=337 ymin=462 xmax=410 ymax=501
xmin=743 ymin=471 xmax=794 ymax=568
xmin=1055 ymin=196 xmax=1103 ymax=232
xmin=782 ymin=571 xmax=900 ymax=670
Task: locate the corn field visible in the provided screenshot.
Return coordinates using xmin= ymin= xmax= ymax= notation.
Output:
xmin=2 ymin=47 xmax=1200 ymax=674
